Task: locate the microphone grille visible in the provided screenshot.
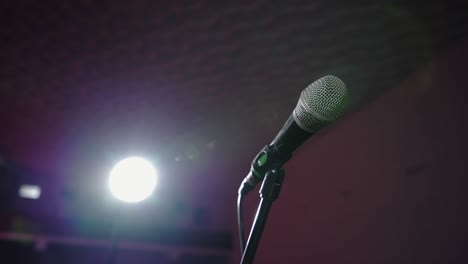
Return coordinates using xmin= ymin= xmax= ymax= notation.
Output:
xmin=293 ymin=75 xmax=348 ymax=132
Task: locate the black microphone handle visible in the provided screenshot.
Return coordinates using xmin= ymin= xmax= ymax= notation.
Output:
xmin=270 ymin=114 xmax=312 ymax=158
xmin=238 ymin=114 xmax=312 ymax=195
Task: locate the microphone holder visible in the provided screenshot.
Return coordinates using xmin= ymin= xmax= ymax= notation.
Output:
xmin=240 ymin=167 xmax=285 ymax=264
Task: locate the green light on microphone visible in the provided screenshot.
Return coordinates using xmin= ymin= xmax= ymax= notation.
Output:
xmin=257 ymin=152 xmax=268 ymax=166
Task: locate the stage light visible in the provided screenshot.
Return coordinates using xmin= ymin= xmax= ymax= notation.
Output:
xmin=19 ymin=184 xmax=41 ymax=199
xmin=108 ymin=157 xmax=157 ymax=203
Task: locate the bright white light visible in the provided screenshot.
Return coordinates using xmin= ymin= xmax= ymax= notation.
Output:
xmin=19 ymin=184 xmax=41 ymax=199
xmin=108 ymin=157 xmax=157 ymax=203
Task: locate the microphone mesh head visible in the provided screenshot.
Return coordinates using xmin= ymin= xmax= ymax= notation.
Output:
xmin=293 ymin=75 xmax=348 ymax=132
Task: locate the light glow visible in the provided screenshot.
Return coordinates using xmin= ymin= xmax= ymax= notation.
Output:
xmin=108 ymin=157 xmax=157 ymax=203
xmin=19 ymin=184 xmax=41 ymax=199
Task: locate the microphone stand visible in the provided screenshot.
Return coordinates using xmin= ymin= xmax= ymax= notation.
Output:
xmin=240 ymin=167 xmax=284 ymax=264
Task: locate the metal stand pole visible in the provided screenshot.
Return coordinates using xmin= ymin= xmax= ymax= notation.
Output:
xmin=240 ymin=168 xmax=284 ymax=264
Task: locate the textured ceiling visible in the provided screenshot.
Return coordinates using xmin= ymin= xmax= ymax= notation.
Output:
xmin=0 ymin=0 xmax=467 ymax=237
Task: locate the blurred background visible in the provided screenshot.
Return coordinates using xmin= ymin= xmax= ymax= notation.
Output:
xmin=1 ymin=1 xmax=467 ymax=263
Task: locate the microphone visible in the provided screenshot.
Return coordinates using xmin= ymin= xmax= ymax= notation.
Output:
xmin=239 ymin=75 xmax=348 ymax=194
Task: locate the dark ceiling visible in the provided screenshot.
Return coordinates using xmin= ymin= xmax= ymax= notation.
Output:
xmin=0 ymin=0 xmax=467 ymax=248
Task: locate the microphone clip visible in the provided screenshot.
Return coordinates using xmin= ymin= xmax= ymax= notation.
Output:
xmin=238 ymin=145 xmax=291 ymax=195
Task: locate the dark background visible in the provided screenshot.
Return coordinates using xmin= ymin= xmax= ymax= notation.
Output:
xmin=0 ymin=1 xmax=467 ymax=263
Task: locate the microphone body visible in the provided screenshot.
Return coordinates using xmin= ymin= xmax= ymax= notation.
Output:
xmin=239 ymin=75 xmax=348 ymax=194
